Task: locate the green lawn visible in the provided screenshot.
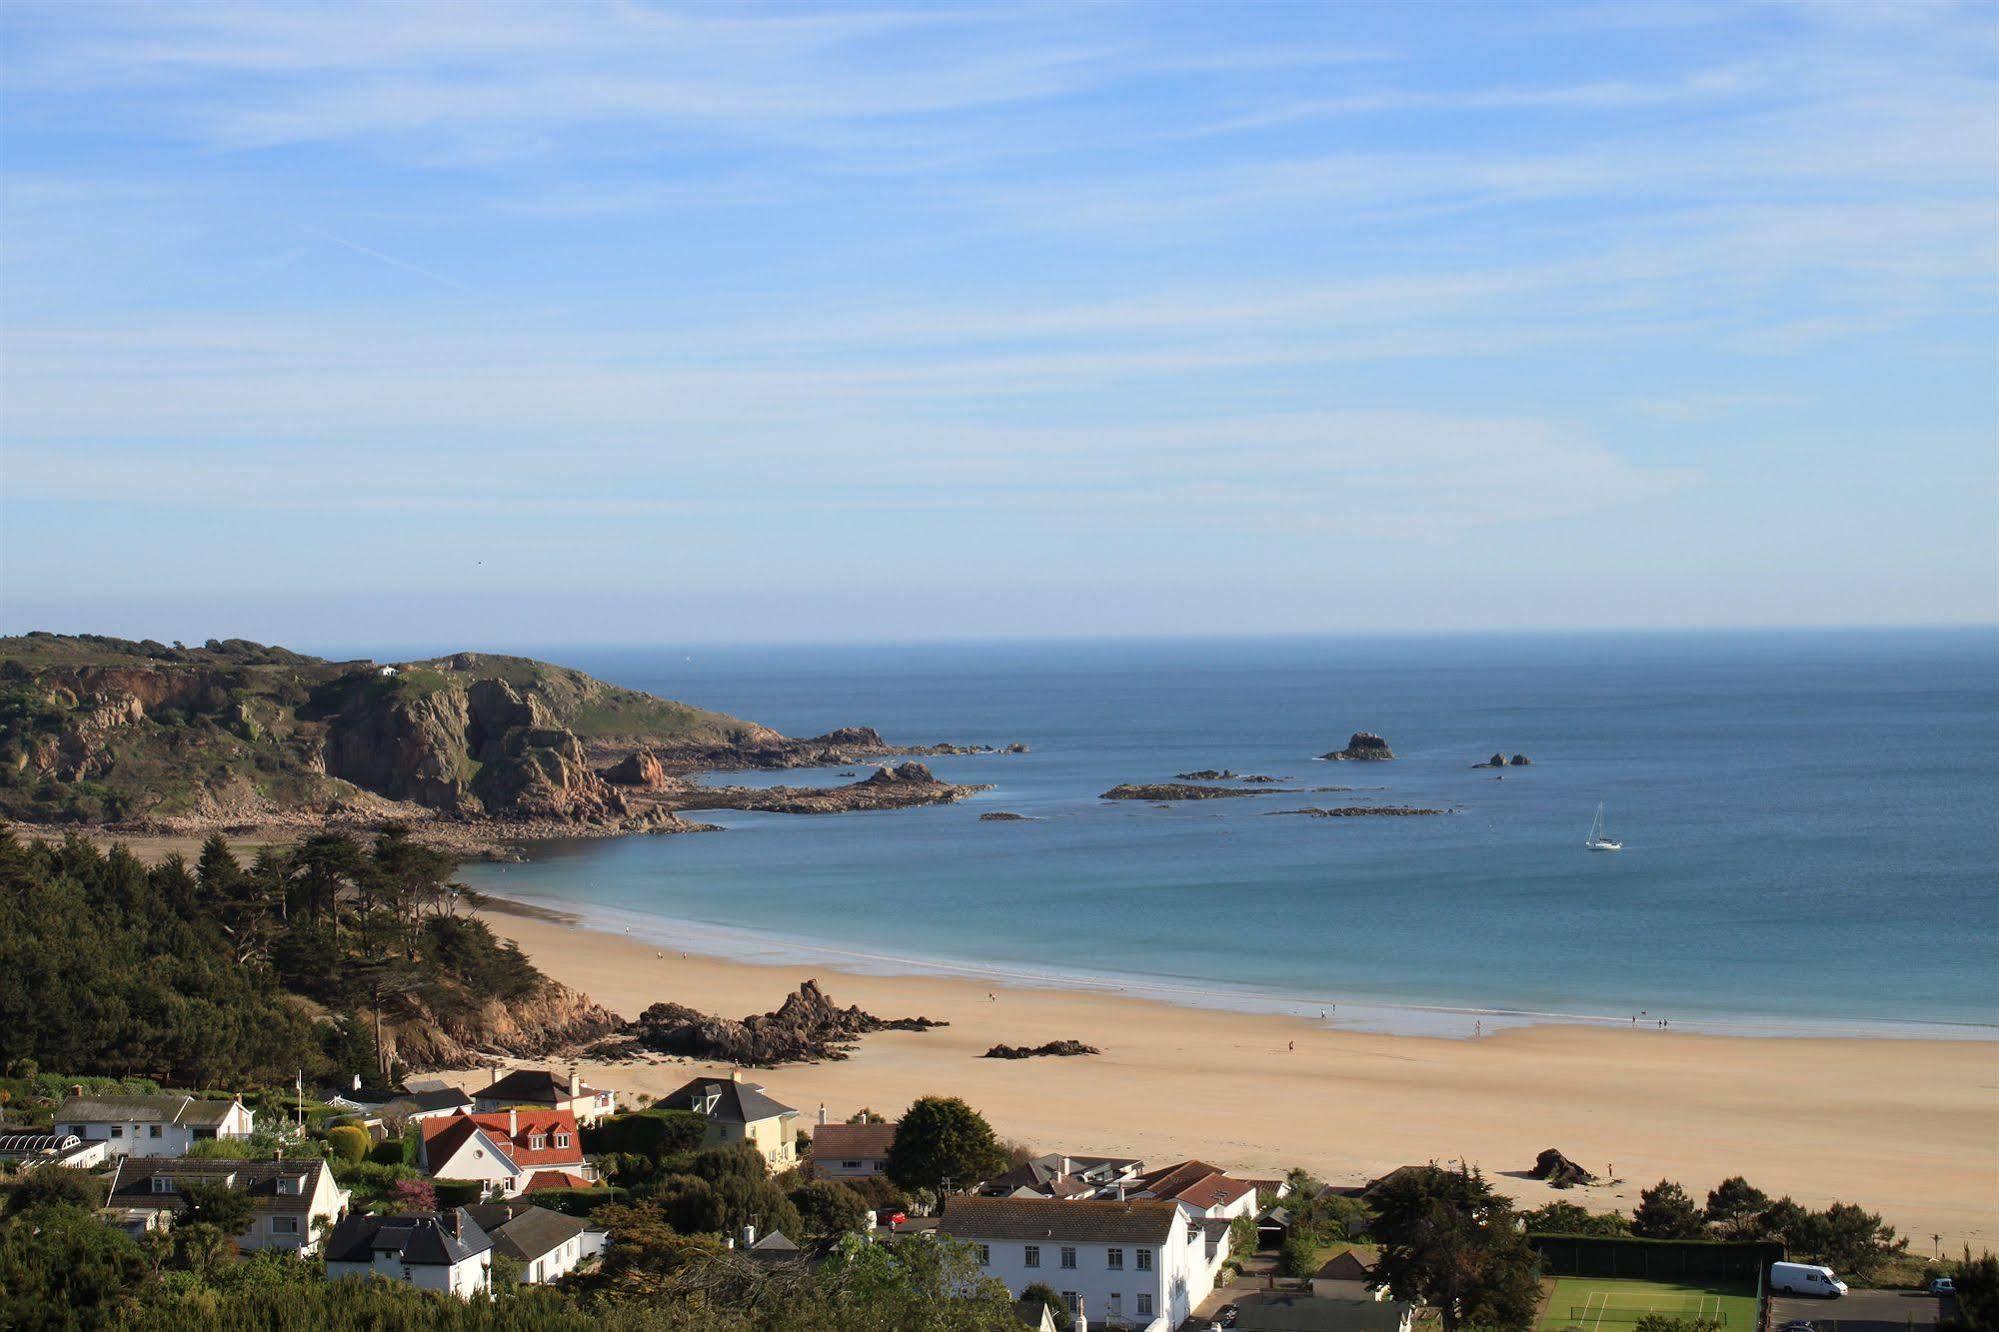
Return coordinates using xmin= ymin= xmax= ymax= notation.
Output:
xmin=1539 ymin=1276 xmax=1761 ymax=1332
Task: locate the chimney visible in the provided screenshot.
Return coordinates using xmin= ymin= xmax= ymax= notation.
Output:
xmin=508 ymin=1107 xmax=518 ymax=1139
xmin=488 ymin=1064 xmax=502 ymax=1088
xmin=444 ymin=1209 xmax=461 ymax=1238
xmin=1114 ymin=1183 xmax=1126 ymax=1202
xmin=729 ymin=1067 xmax=742 ymax=1083
xmin=741 ymin=1224 xmax=756 ymax=1248
xmin=568 ymin=1068 xmax=581 ymax=1098
xmin=724 ymin=1236 xmax=735 ymax=1250
xmin=817 ymin=1103 xmax=828 ymax=1126
xmin=68 ymin=1084 xmax=83 ymax=1098
xmin=352 ymin=1073 xmax=361 ymax=1092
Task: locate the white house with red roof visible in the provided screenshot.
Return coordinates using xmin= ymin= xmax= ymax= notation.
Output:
xmin=1128 ymin=1160 xmax=1260 ymax=1222
xmin=419 ymin=1108 xmax=597 ymax=1200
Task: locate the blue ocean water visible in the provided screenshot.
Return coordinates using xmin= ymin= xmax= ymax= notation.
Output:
xmin=454 ymin=630 xmax=1999 ymax=1037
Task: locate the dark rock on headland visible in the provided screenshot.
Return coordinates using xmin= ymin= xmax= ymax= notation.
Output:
xmin=979 ymin=811 xmax=1030 ymax=822
xmin=1531 ymin=1148 xmax=1597 ymax=1188
xmin=1268 ymin=805 xmax=1446 ymax=817
xmin=605 ymin=747 xmax=670 ymax=787
xmin=1509 ymin=754 xmax=1532 ymax=766
xmin=1239 ymin=774 xmax=1281 ymax=783
xmin=982 ymin=1040 xmax=1100 ymax=1060
xmin=1323 ymin=732 xmax=1394 ymax=761
xmin=1003 ymin=741 xmax=1031 ymax=754
xmin=1101 ymin=782 xmax=1294 ymax=801
xmin=865 ymin=761 xmax=938 ymax=785
xmin=610 ymin=979 xmax=945 ymax=1067
xmin=1175 ymin=769 xmax=1239 ymax=781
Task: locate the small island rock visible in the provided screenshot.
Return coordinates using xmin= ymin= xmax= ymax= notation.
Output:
xmin=1323 ymin=732 xmax=1394 ymax=761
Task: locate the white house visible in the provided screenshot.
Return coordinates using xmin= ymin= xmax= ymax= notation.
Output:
xmin=466 ymin=1201 xmax=599 ymax=1284
xmin=102 ymin=1157 xmax=350 ymax=1255
xmin=55 ymin=1092 xmax=255 ymax=1158
xmin=324 ymin=1209 xmax=493 ymax=1298
xmin=1128 ymin=1160 xmax=1259 ymax=1221
xmin=0 ymin=1130 xmax=112 ymax=1170
xmin=474 ymin=1067 xmax=617 ymax=1128
xmin=419 ymin=1108 xmax=597 ymax=1199
xmin=656 ymin=1071 xmax=798 ymax=1171
xmin=810 ymin=1113 xmax=897 ymax=1180
xmin=940 ymin=1195 xmax=1233 ymax=1331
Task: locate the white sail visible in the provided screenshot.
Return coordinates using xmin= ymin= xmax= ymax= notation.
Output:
xmin=1586 ymin=802 xmax=1622 ymax=851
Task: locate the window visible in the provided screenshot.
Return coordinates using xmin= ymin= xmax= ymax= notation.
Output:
xmin=1108 ymin=1293 xmax=1122 ymax=1315
xmin=975 ymin=1244 xmax=990 ymax=1266
xmin=555 ymin=1133 xmax=571 ymax=1149
xmin=276 ymin=1176 xmax=302 ymax=1196
xmin=1060 ymin=1246 xmax=1077 ymax=1269
xmin=1061 ymin=1292 xmax=1080 ymax=1313
xmin=1024 ymin=1245 xmax=1040 ymax=1268
xmin=529 ymin=1134 xmax=546 ymax=1150
xmin=1136 ymin=1247 xmax=1153 ymax=1271
xmin=270 ymin=1217 xmax=299 ymax=1234
xmin=1107 ymin=1247 xmax=1124 ymax=1269
xmin=841 ymin=1160 xmax=862 ymax=1169
xmin=151 ymin=1177 xmax=176 ymax=1194
xmin=148 ymin=1125 xmax=163 ymax=1138
xmin=1137 ymin=1293 xmax=1154 ymax=1316
xmin=111 ymin=1127 xmax=124 ymax=1138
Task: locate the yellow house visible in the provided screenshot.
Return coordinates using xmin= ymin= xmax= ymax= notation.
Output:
xmin=657 ymin=1070 xmax=798 ymax=1171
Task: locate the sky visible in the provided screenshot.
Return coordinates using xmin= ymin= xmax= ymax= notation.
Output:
xmin=1 ymin=0 xmax=1994 ymax=647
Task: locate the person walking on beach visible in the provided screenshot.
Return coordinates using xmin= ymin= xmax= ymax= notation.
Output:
xmin=1287 ymin=1040 xmax=1295 ymax=1052
xmin=1474 ymin=1020 xmax=1482 ymax=1038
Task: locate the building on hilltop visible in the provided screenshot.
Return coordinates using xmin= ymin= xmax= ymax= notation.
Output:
xmin=102 ymin=1156 xmax=350 ymax=1255
xmin=419 ymin=1107 xmax=597 ymax=1199
xmin=54 ymin=1092 xmax=255 ymax=1159
xmin=324 ymin=1209 xmax=493 ymax=1297
xmin=474 ymin=1067 xmax=617 ymax=1127
xmin=655 ymin=1070 xmax=798 ymax=1171
xmin=939 ymin=1194 xmax=1233 ymax=1330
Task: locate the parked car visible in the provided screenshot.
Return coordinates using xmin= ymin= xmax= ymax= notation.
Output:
xmin=1215 ymin=1306 xmax=1241 ymax=1328
xmin=1771 ymin=1262 xmax=1848 ymax=1298
xmin=874 ymin=1207 xmax=906 ymax=1229
xmin=1780 ymin=1320 xmax=1818 ymax=1332
xmin=1928 ymin=1278 xmax=1956 ymax=1295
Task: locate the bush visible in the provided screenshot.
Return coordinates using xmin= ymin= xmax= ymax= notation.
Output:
xmin=1279 ymin=1231 xmax=1321 ymax=1277
xmin=433 ymin=1180 xmax=483 ymax=1208
xmin=323 ymin=1125 xmax=370 ymax=1165
xmin=583 ymin=1109 xmax=709 ymax=1161
xmin=367 ymin=1138 xmax=405 ymax=1167
xmin=1020 ymin=1281 xmax=1074 ymax=1332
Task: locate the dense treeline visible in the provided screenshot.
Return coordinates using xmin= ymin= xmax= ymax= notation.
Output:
xmin=0 ymin=826 xmax=542 ymax=1086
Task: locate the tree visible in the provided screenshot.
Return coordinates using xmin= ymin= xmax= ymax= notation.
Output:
xmin=323 ymin=1125 xmax=371 ymax=1165
xmin=1369 ymin=1165 xmax=1541 ymax=1332
xmin=178 ymin=1179 xmax=257 ymax=1237
xmin=885 ymin=1096 xmax=1007 ymax=1197
xmin=1524 ymin=1201 xmax=1630 ymax=1237
xmin=4 ymin=1166 xmax=104 ymax=1216
xmin=1278 ymin=1230 xmax=1321 ymax=1277
xmin=790 ymin=1180 xmax=870 ymax=1238
xmin=1704 ymin=1177 xmax=1771 ymax=1238
xmin=1796 ymin=1202 xmax=1906 ymax=1280
xmin=1019 ymin=1281 xmax=1075 ymax=1332
xmin=1632 ymin=1180 xmax=1705 ymax=1239
xmin=1755 ymin=1196 xmax=1810 ymax=1244
xmin=0 ymin=1200 xmax=151 ymax=1327
xmin=387 ymin=1177 xmax=436 ymax=1212
xmin=1948 ymin=1249 xmax=1999 ymax=1332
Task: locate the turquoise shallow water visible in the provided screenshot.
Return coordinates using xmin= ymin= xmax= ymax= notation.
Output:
xmin=451 ymin=629 xmax=1998 ymax=1037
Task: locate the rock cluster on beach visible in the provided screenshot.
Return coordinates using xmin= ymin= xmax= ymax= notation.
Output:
xmin=604 ymin=979 xmax=946 ymax=1067
xmin=982 ymin=1040 xmax=1101 ymax=1059
xmin=1531 ymin=1147 xmax=1597 ymax=1188
xmin=1323 ymin=732 xmax=1395 ymax=761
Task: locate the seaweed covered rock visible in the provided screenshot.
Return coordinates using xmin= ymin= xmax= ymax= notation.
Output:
xmin=1324 ymin=733 xmax=1394 ymax=761
xmin=621 ymin=979 xmax=945 ymax=1067
xmin=982 ymin=1040 xmax=1100 ymax=1059
xmin=1531 ymin=1148 xmax=1597 ymax=1188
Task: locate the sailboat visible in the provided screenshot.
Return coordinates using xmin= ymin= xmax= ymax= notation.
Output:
xmin=1585 ymin=802 xmax=1622 ymax=852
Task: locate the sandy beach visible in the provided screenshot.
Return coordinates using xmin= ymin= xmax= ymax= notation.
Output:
xmin=471 ymin=905 xmax=1999 ymax=1254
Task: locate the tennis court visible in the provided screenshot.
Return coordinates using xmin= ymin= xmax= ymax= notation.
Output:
xmin=1540 ymin=1275 xmax=1761 ymax=1332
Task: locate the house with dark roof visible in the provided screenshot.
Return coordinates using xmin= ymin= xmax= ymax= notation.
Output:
xmin=656 ymin=1070 xmax=798 ymax=1171
xmin=419 ymin=1108 xmax=598 ymax=1199
xmin=939 ymin=1195 xmax=1233 ymax=1331
xmin=474 ymin=1067 xmax=617 ymax=1127
xmin=1129 ymin=1159 xmax=1260 ymax=1221
xmin=809 ymin=1111 xmax=897 ymax=1180
xmin=55 ymin=1092 xmax=254 ymax=1159
xmin=324 ymin=1209 xmax=493 ymax=1297
xmin=103 ymin=1156 xmax=350 ymax=1255
xmin=977 ymin=1152 xmax=1146 ymax=1201
xmin=377 ymin=1086 xmax=476 ymax=1124
xmin=1311 ymin=1249 xmax=1383 ymax=1301
xmin=465 ymin=1200 xmax=601 ymax=1283
xmin=732 ymin=1224 xmax=805 ymax=1267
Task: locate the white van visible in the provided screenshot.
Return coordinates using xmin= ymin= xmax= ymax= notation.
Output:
xmin=1771 ymin=1263 xmax=1848 ymax=1298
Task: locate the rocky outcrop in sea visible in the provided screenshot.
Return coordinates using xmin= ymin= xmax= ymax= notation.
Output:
xmin=1323 ymin=732 xmax=1394 ymax=761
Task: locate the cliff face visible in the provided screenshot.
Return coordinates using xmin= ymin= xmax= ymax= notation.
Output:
xmin=386 ymin=979 xmax=626 ymax=1069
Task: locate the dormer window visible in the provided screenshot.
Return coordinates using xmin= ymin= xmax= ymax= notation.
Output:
xmin=151 ymin=1176 xmax=176 ymax=1194
xmin=276 ymin=1176 xmax=302 ymax=1196
xmin=529 ymin=1134 xmax=546 ymax=1151
xmin=554 ymin=1132 xmax=571 ymax=1149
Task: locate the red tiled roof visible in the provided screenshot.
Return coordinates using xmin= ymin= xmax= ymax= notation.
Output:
xmin=811 ymin=1122 xmax=897 ymax=1159
xmin=523 ymin=1170 xmax=593 ymax=1193
xmin=1134 ymin=1159 xmax=1254 ymax=1208
xmin=422 ymin=1109 xmax=585 ymax=1174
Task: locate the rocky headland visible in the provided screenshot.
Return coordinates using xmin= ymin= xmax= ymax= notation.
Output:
xmin=1322 ymin=732 xmax=1395 ymax=761
xmin=0 ymin=632 xmax=1003 ymax=853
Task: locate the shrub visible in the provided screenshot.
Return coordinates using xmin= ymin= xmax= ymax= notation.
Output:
xmin=367 ymin=1138 xmax=405 ymax=1166
xmin=433 ymin=1180 xmax=483 ymax=1208
xmin=323 ymin=1125 xmax=370 ymax=1165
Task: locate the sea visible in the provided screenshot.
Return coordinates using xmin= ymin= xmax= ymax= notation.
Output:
xmin=443 ymin=629 xmax=1998 ymax=1039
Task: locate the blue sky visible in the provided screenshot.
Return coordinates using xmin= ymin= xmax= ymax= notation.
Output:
xmin=1 ymin=0 xmax=1993 ymax=646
